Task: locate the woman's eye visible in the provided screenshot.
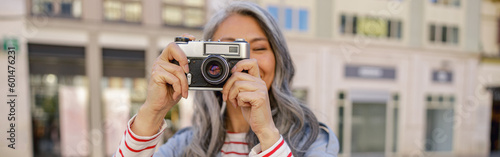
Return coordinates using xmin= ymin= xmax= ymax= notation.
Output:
xmin=253 ymin=48 xmax=267 ymax=51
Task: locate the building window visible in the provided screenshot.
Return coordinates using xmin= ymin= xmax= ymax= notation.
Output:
xmin=341 ymin=14 xmax=402 ymax=40
xmin=101 ymin=48 xmax=148 ymax=155
xmin=430 ymin=0 xmax=460 ymax=7
xmin=31 ymin=0 xmax=82 ymax=18
xmin=267 ymin=6 xmax=309 ymax=32
xmin=285 ymin=8 xmax=293 ymax=30
xmin=340 ymin=14 xmax=357 ymax=35
xmin=451 ymin=27 xmax=459 ymax=44
xmin=28 ymin=43 xmax=88 ymax=156
xmin=358 ymin=16 xmax=386 ymax=37
xmin=430 ymin=24 xmax=436 ymax=42
xmin=268 ymin=6 xmax=279 ymax=21
xmin=292 ymin=88 xmax=308 ymax=104
xmin=162 ymin=0 xmax=205 ymax=28
xmin=429 ymin=24 xmax=459 ymax=45
xmin=340 ymin=15 xmax=347 ymax=34
xmin=104 ymin=0 xmax=142 ymax=23
xmin=392 ymin=93 xmax=399 ymax=152
xmin=352 ymin=16 xmax=357 ymax=35
xmin=441 ymin=26 xmax=447 ymax=43
xmin=425 ymin=94 xmax=454 ymax=151
xmin=298 ymin=9 xmax=309 ymax=31
xmin=337 ymin=91 xmax=345 ymax=154
xmin=387 ymin=19 xmax=402 ymax=39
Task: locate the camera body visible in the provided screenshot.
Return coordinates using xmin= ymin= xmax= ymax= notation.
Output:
xmin=175 ymin=37 xmax=250 ymax=91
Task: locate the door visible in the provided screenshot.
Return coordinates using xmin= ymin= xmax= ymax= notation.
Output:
xmin=348 ymin=90 xmax=392 ymax=157
xmin=490 ymin=87 xmax=500 ymax=156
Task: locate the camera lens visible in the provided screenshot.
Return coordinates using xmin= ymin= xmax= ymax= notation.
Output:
xmin=201 ymin=55 xmax=230 ymax=85
xmin=206 ymin=61 xmax=222 ymax=78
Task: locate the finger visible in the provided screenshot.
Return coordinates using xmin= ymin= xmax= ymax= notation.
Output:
xmin=227 ymin=81 xmax=261 ymax=107
xmin=237 ymin=96 xmax=252 ymax=108
xmin=228 ymin=81 xmax=259 ymax=105
xmin=237 ymin=92 xmax=259 ymax=107
xmin=232 ymin=58 xmax=260 ymax=77
xmin=160 ymin=42 xmax=189 ymax=73
xmin=181 ymin=33 xmax=196 ymax=41
xmin=222 ymin=72 xmax=256 ymax=102
xmin=157 ymin=62 xmax=189 ymax=98
xmin=237 ymin=90 xmax=269 ymax=108
xmin=151 ymin=69 xmax=182 ymax=100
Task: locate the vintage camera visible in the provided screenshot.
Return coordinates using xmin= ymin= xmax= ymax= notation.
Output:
xmin=174 ymin=37 xmax=250 ymax=91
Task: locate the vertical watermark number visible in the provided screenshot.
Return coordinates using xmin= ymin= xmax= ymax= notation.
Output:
xmin=7 ymin=46 xmax=17 ymax=149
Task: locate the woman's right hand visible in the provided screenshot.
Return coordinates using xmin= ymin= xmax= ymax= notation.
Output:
xmin=131 ymin=34 xmax=194 ymax=136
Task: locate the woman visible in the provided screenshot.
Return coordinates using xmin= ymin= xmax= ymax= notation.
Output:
xmin=115 ymin=1 xmax=338 ymax=157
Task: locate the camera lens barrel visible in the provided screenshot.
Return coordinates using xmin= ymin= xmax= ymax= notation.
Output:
xmin=201 ymin=55 xmax=230 ymax=85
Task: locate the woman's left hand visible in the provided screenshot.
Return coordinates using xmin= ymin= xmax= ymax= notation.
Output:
xmin=222 ymin=58 xmax=280 ymax=151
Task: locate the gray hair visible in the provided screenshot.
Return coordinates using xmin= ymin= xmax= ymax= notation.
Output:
xmin=184 ymin=1 xmax=320 ymax=156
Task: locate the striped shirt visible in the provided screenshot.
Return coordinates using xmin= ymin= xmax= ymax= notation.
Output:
xmin=114 ymin=115 xmax=293 ymax=157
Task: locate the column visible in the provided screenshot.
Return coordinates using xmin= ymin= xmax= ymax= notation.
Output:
xmin=463 ymin=0 xmax=481 ymax=52
xmin=408 ymin=0 xmax=423 ymax=48
xmin=83 ymin=0 xmax=103 ymax=23
xmin=86 ymin=31 xmax=105 ymax=157
xmin=142 ymin=0 xmax=162 ymax=27
xmin=146 ymin=36 xmax=158 ymax=79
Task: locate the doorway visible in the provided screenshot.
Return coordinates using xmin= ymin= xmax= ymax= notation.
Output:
xmin=490 ymin=87 xmax=500 ymax=157
xmin=351 ymin=102 xmax=386 ymax=157
xmin=347 ymin=90 xmax=396 ymax=157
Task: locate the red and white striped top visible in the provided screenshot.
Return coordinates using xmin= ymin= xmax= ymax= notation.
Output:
xmin=222 ymin=132 xmax=249 ymax=156
xmin=114 ymin=115 xmax=293 ymax=157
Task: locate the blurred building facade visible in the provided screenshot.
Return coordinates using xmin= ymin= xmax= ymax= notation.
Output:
xmin=0 ymin=0 xmax=499 ymax=157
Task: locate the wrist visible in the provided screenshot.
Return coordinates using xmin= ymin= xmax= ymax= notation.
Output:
xmin=255 ymin=126 xmax=280 ymax=151
xmin=132 ymin=104 xmax=169 ymax=136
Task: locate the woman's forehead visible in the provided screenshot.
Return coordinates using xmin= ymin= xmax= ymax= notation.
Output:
xmin=212 ymin=14 xmax=267 ymax=42
xmin=218 ymin=37 xmax=267 ymax=43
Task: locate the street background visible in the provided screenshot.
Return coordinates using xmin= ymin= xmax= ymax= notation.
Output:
xmin=1 ymin=0 xmax=500 ymax=157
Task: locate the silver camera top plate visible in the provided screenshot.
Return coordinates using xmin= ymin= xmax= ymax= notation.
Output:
xmin=176 ymin=38 xmax=250 ymax=59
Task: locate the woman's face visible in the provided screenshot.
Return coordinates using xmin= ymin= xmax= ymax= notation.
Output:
xmin=212 ymin=14 xmax=276 ymax=89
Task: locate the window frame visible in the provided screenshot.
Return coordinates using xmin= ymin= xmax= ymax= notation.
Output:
xmin=162 ymin=0 xmax=206 ymax=29
xmin=428 ymin=24 xmax=459 ymax=46
xmin=339 ymin=13 xmax=357 ymax=35
xmin=30 ymin=0 xmax=82 ymax=19
xmin=340 ymin=14 xmax=402 ymax=40
xmin=430 ymin=0 xmax=461 ymax=7
xmin=298 ymin=9 xmax=309 ymax=32
xmin=103 ymin=0 xmax=143 ymax=24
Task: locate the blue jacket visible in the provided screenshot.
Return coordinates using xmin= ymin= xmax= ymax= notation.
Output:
xmin=154 ymin=123 xmax=339 ymax=156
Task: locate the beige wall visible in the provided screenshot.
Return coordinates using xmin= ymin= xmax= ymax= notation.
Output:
xmin=0 ymin=0 xmax=33 ymax=156
xmin=482 ymin=0 xmax=500 ymax=56
xmin=285 ymin=34 xmax=486 ymax=156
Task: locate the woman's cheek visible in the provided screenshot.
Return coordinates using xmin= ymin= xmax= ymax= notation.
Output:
xmin=264 ymin=53 xmax=276 ymax=88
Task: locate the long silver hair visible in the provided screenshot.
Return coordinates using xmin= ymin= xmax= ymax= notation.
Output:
xmin=184 ymin=1 xmax=320 ymax=156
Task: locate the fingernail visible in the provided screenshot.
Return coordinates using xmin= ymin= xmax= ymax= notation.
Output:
xmin=184 ymin=65 xmax=190 ymax=73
